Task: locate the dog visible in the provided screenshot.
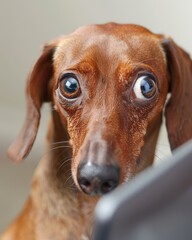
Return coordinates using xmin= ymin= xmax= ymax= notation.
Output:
xmin=2 ymin=23 xmax=192 ymax=240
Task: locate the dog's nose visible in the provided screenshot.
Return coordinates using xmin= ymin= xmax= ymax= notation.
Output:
xmin=77 ymin=163 xmax=120 ymax=196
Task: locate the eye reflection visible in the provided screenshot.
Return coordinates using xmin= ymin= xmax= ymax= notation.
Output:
xmin=59 ymin=75 xmax=81 ymax=99
xmin=133 ymin=75 xmax=157 ymax=100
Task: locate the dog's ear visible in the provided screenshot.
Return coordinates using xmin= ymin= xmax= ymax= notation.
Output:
xmin=162 ymin=37 xmax=192 ymax=150
xmin=8 ymin=41 xmax=57 ymax=162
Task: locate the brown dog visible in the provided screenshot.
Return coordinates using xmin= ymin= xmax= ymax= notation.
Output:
xmin=2 ymin=23 xmax=192 ymax=240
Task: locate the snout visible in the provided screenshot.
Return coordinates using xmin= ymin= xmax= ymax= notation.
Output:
xmin=77 ymin=163 xmax=120 ymax=196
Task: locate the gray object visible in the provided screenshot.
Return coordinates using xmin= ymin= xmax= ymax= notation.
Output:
xmin=93 ymin=140 xmax=192 ymax=240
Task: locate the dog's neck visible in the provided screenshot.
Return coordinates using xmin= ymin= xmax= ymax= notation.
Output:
xmin=30 ymin=110 xmax=97 ymax=239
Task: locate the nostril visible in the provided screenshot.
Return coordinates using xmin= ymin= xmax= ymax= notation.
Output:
xmin=82 ymin=180 xmax=90 ymax=187
xmin=101 ymin=180 xmax=118 ymax=194
xmin=79 ymin=178 xmax=91 ymax=189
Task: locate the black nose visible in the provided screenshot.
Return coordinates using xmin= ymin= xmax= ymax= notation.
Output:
xmin=77 ymin=163 xmax=120 ymax=196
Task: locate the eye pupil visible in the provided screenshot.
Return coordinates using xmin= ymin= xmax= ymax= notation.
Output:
xmin=140 ymin=77 xmax=155 ymax=98
xmin=58 ymin=75 xmax=81 ymax=99
xmin=64 ymin=77 xmax=79 ymax=93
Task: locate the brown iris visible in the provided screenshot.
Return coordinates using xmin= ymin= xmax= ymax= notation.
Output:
xmin=59 ymin=74 xmax=81 ymax=99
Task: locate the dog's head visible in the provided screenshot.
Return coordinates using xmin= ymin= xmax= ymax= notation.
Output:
xmin=8 ymin=23 xmax=192 ymax=196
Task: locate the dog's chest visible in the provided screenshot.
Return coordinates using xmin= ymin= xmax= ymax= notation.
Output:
xmin=36 ymin=195 xmax=95 ymax=240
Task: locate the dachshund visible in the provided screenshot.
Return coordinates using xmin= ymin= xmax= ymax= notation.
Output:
xmin=2 ymin=23 xmax=192 ymax=240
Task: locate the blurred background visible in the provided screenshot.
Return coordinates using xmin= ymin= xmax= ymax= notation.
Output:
xmin=0 ymin=0 xmax=191 ymax=232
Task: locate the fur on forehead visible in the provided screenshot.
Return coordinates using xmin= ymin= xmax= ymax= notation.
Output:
xmin=53 ymin=24 xmax=166 ymax=72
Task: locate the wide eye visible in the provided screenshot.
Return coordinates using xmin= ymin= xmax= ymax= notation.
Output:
xmin=133 ymin=75 xmax=157 ymax=100
xmin=59 ymin=74 xmax=81 ymax=99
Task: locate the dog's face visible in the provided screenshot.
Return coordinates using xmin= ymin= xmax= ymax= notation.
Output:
xmin=52 ymin=24 xmax=168 ymax=194
xmin=8 ymin=23 xmax=192 ymax=196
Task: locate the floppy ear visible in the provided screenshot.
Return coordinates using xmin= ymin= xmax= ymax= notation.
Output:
xmin=8 ymin=42 xmax=57 ymax=162
xmin=162 ymin=37 xmax=192 ymax=150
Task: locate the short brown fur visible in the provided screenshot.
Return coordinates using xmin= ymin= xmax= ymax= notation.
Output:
xmin=2 ymin=23 xmax=192 ymax=240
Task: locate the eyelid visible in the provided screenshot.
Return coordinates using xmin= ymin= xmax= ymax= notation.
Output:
xmin=56 ymin=86 xmax=80 ymax=104
xmin=136 ymin=71 xmax=157 ymax=82
xmin=59 ymin=72 xmax=78 ymax=81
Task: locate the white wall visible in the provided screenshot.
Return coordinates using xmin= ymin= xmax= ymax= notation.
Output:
xmin=0 ymin=0 xmax=191 ymax=232
xmin=0 ymin=0 xmax=192 ymax=111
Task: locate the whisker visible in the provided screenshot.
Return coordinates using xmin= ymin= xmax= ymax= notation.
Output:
xmin=65 ymin=175 xmax=73 ymax=184
xmin=154 ymin=152 xmax=163 ymax=161
xmin=49 ymin=145 xmax=72 ymax=151
xmin=43 ymin=147 xmax=68 ymax=161
xmin=62 ymin=168 xmax=72 ymax=178
xmin=44 ymin=145 xmax=72 ymax=159
xmin=58 ymin=158 xmax=72 ymax=171
xmin=51 ymin=140 xmax=70 ymax=146
xmin=65 ymin=175 xmax=77 ymax=191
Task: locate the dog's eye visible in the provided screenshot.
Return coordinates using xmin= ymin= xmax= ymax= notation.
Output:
xmin=133 ymin=75 xmax=157 ymax=100
xmin=59 ymin=75 xmax=81 ymax=99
